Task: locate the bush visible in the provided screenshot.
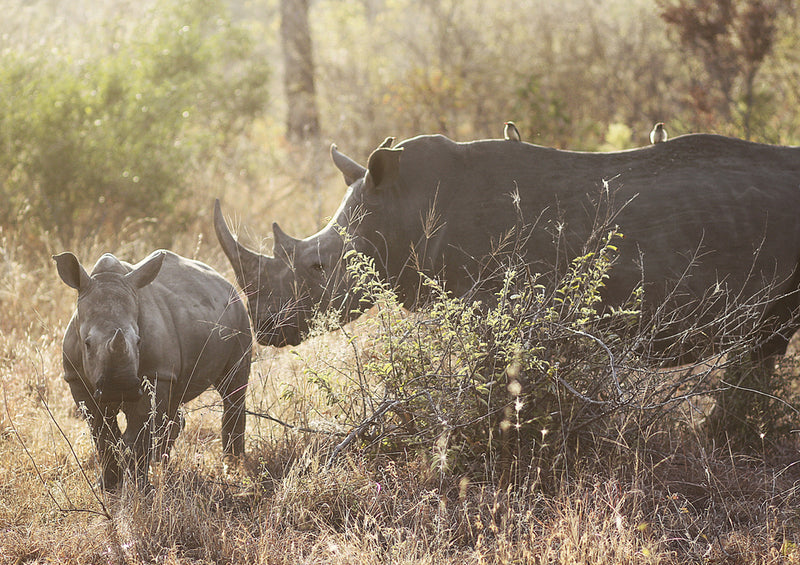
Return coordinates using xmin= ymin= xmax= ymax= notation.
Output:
xmin=297 ymin=223 xmax=648 ymax=484
xmin=0 ymin=0 xmax=269 ymax=243
xmin=306 ymin=213 xmax=800 ymax=485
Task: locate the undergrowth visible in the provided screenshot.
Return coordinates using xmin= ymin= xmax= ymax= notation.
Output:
xmin=4 ymin=209 xmax=800 ymax=563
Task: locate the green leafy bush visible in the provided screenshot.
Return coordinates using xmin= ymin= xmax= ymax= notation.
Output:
xmin=302 ymin=226 xmax=661 ymax=484
xmin=309 ymin=210 xmax=800 ymax=483
xmin=0 ymin=0 xmax=269 ymax=242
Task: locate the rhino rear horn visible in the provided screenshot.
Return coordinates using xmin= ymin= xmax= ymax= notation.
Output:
xmin=272 ymin=222 xmax=299 ymax=254
xmin=331 ymin=144 xmax=367 ymax=186
xmin=213 ymin=199 xmax=264 ymax=293
xmin=54 ymin=252 xmax=92 ymax=292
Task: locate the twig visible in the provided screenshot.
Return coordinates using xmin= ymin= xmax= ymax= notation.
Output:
xmin=245 ymin=409 xmax=347 ymax=436
xmin=326 ymin=398 xmax=398 ymax=469
xmin=717 ymin=379 xmax=800 ymax=415
xmin=555 ymin=324 xmax=626 ymax=403
xmin=38 ymin=392 xmax=110 ymax=517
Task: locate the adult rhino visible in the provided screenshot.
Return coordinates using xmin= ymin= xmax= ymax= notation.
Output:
xmin=214 ymin=133 xmax=800 ymax=371
xmin=55 ymin=250 xmax=251 ymax=489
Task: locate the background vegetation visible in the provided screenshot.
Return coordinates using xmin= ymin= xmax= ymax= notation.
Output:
xmin=2 ymin=0 xmax=800 ymax=562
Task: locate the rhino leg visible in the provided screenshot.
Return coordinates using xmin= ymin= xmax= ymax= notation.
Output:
xmin=707 ymin=277 xmax=800 ymax=439
xmin=92 ymin=409 xmax=124 ymax=490
xmin=217 ymin=358 xmax=249 ymax=457
xmin=122 ymin=409 xmax=154 ymax=488
xmin=708 ymin=354 xmax=777 ymax=439
xmin=154 ymin=408 xmax=184 ymax=462
xmin=67 ymin=379 xmax=125 ymax=490
xmin=709 ymin=323 xmax=796 ymax=437
xmin=221 ymin=389 xmax=246 ymax=457
xmin=122 ymin=381 xmax=179 ymax=488
xmin=151 ymin=378 xmax=187 ymax=460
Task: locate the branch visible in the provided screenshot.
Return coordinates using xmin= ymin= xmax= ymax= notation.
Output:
xmin=326 ymin=398 xmax=399 ymax=469
xmin=245 ymin=409 xmax=347 ymax=437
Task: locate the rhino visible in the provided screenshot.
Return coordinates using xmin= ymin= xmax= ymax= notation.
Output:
xmin=55 ymin=250 xmax=252 ymax=489
xmin=214 ymin=133 xmax=800 ymax=371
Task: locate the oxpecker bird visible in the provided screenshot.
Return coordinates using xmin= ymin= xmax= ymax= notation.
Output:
xmin=650 ymin=122 xmax=668 ymax=144
xmin=504 ymin=121 xmax=521 ymax=142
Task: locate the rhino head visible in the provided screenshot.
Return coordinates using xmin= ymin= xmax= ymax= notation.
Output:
xmin=55 ymin=251 xmax=165 ymax=403
xmin=214 ymin=138 xmax=404 ymax=347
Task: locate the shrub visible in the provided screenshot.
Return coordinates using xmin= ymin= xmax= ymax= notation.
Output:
xmin=299 ymin=223 xmax=649 ymax=484
xmin=309 ymin=215 xmax=800 ymax=484
xmin=0 ymin=0 xmax=269 ymax=243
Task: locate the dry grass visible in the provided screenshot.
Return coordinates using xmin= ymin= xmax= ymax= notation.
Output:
xmin=3 ymin=150 xmax=800 ymax=564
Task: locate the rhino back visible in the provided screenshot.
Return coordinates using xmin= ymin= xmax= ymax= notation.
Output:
xmin=134 ymin=251 xmax=250 ymax=399
xmin=391 ymin=134 xmax=800 ymax=310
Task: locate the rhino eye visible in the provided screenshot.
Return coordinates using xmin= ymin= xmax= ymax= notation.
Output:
xmin=83 ymin=337 xmax=92 ymax=350
xmin=311 ymin=262 xmax=324 ymax=274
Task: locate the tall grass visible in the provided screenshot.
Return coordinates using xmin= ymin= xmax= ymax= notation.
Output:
xmin=4 ymin=158 xmax=800 ymax=563
xmin=3 ymin=1 xmax=800 ymax=561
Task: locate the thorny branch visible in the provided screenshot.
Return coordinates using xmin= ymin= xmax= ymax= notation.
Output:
xmin=245 ymin=408 xmax=348 ymax=437
xmin=326 ymin=398 xmax=400 ymax=468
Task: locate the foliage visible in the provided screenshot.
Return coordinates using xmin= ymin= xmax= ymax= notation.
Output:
xmin=311 ymin=0 xmax=798 ymax=154
xmin=0 ymin=0 xmax=269 ymax=243
xmin=302 ymin=227 xmax=652 ymax=484
xmin=305 ymin=219 xmax=800 ymax=482
xmin=658 ymin=0 xmax=791 ymax=139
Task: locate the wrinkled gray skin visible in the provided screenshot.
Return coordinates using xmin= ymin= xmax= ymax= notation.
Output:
xmin=214 ymin=133 xmax=800 ymax=369
xmin=55 ymin=250 xmax=251 ymax=490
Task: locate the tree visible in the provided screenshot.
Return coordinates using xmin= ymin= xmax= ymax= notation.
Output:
xmin=0 ymin=0 xmax=270 ymax=241
xmin=281 ymin=0 xmax=320 ymax=141
xmin=658 ymin=0 xmax=789 ymax=139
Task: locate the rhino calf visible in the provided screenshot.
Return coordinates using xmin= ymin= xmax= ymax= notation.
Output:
xmin=55 ymin=249 xmax=252 ymax=490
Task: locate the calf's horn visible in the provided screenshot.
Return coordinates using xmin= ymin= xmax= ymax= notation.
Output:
xmin=109 ymin=328 xmax=126 ymax=356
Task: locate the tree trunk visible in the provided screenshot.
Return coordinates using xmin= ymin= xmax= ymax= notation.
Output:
xmin=280 ymin=0 xmax=320 ymax=141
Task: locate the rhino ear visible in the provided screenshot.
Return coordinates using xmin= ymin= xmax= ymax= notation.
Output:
xmin=363 ymin=147 xmax=403 ymax=193
xmin=331 ymin=144 xmax=367 ymax=186
xmin=54 ymin=252 xmax=91 ymax=291
xmin=126 ymin=250 xmax=165 ymax=289
xmin=378 ymin=136 xmax=395 ymax=149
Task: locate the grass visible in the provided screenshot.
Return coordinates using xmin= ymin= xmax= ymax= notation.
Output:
xmin=3 ymin=152 xmax=800 ymax=564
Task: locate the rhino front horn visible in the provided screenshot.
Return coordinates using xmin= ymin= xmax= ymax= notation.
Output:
xmin=109 ymin=328 xmax=126 ymax=355
xmin=213 ymin=199 xmax=264 ymax=293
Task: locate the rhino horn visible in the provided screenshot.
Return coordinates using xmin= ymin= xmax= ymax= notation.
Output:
xmin=213 ymin=199 xmax=264 ymax=294
xmin=109 ymin=328 xmax=126 ymax=356
xmin=331 ymin=144 xmax=367 ymax=186
xmin=272 ymin=222 xmax=298 ymax=254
